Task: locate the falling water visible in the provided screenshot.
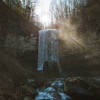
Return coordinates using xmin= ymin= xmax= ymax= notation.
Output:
xmin=37 ymin=29 xmax=61 ymax=72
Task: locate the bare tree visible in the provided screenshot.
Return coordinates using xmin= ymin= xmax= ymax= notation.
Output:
xmin=50 ymin=0 xmax=87 ymax=23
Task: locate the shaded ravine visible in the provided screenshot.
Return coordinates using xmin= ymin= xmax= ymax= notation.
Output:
xmin=35 ymin=78 xmax=71 ymax=100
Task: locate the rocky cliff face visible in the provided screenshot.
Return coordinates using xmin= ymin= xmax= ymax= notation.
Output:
xmin=4 ymin=35 xmax=37 ymax=53
xmin=0 ymin=1 xmax=39 ymax=100
xmin=64 ymin=77 xmax=100 ymax=100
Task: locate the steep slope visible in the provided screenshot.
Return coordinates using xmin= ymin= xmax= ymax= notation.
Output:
xmin=0 ymin=1 xmax=39 ymax=100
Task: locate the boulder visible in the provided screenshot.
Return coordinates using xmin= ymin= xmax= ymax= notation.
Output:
xmin=64 ymin=77 xmax=100 ymax=100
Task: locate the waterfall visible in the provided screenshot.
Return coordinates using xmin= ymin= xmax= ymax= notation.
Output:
xmin=37 ymin=29 xmax=61 ymax=72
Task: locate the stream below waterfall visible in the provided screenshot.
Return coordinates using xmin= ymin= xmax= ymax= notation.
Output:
xmin=35 ymin=78 xmax=71 ymax=100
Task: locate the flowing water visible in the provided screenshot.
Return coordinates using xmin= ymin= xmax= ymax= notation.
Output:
xmin=36 ymin=30 xmax=66 ymax=99
xmin=37 ymin=29 xmax=61 ymax=72
xmin=35 ymin=78 xmax=71 ymax=100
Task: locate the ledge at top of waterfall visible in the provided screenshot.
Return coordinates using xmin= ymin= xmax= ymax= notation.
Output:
xmin=39 ymin=29 xmax=58 ymax=33
xmin=37 ymin=29 xmax=61 ymax=73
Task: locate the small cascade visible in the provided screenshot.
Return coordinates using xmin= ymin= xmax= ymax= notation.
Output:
xmin=37 ymin=29 xmax=61 ymax=72
xmin=35 ymin=78 xmax=71 ymax=100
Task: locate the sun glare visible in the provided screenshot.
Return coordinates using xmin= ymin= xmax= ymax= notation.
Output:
xmin=35 ymin=0 xmax=52 ymax=27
